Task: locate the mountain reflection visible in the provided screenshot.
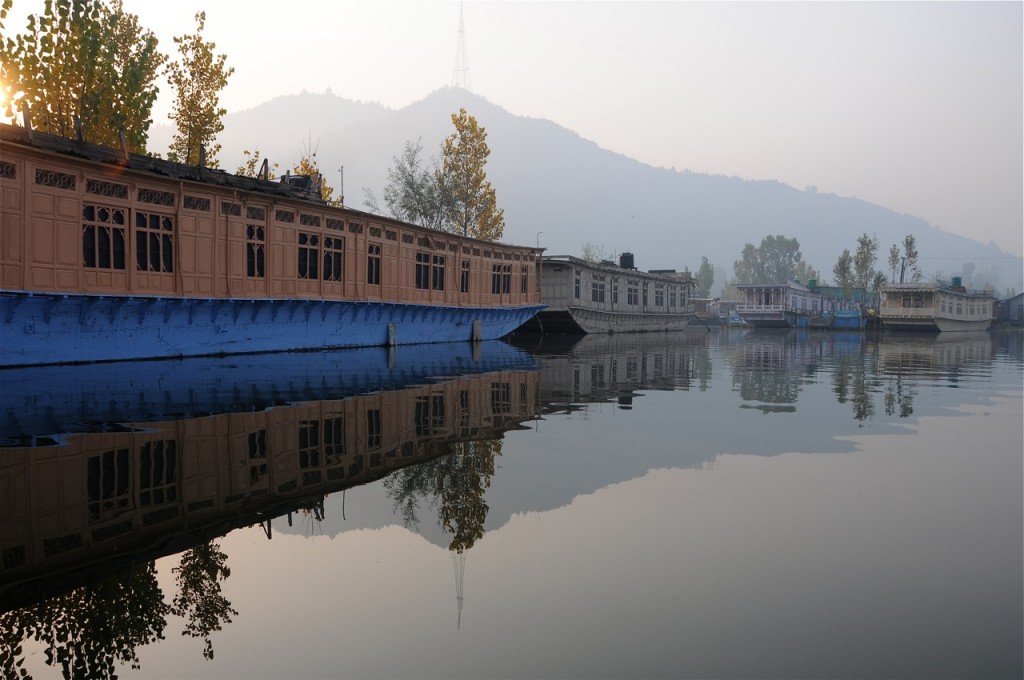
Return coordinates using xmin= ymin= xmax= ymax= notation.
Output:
xmin=0 ymin=343 xmax=539 ymax=677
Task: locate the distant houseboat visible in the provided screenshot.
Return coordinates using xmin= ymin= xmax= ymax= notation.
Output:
xmin=879 ymin=279 xmax=994 ymax=332
xmin=0 ymin=122 xmax=544 ymax=367
xmin=518 ymin=253 xmax=696 ymax=334
xmin=735 ymin=280 xmax=825 ymax=329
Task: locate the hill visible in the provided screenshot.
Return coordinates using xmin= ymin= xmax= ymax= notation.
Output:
xmin=147 ymin=88 xmax=1022 ymax=296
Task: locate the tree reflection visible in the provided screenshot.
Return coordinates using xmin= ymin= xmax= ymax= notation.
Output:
xmin=383 ymin=440 xmax=500 ymax=553
xmin=171 ymin=541 xmax=238 ymax=660
xmin=0 ymin=562 xmax=169 ymax=679
xmin=0 ymin=540 xmax=237 ymax=676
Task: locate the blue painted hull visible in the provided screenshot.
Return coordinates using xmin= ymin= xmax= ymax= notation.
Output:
xmin=0 ymin=291 xmax=545 ymax=367
xmin=0 ymin=340 xmax=537 ymax=444
xmin=830 ymin=311 xmax=867 ymax=330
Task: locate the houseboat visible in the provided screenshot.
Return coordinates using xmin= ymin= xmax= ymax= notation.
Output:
xmin=735 ymin=280 xmax=825 ymax=329
xmin=878 ymin=279 xmax=994 ymax=332
xmin=518 ymin=253 xmax=696 ymax=334
xmin=0 ymin=122 xmax=544 ymax=367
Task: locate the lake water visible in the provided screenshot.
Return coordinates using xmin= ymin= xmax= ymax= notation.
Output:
xmin=2 ymin=329 xmax=1021 ymax=679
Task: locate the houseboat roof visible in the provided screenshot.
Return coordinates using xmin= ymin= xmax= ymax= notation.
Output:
xmin=0 ymin=122 xmax=543 ymax=254
xmin=542 ymin=255 xmax=696 ymax=284
xmin=881 ymin=281 xmax=994 ymax=298
xmin=735 ymin=279 xmax=819 ymax=293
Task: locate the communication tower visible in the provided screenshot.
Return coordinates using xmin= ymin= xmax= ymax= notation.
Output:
xmin=451 ymin=3 xmax=473 ymax=91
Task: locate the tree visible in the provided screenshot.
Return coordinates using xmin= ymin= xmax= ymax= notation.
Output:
xmin=440 ymin=108 xmax=504 ymax=241
xmin=833 ymin=249 xmax=854 ymax=297
xmin=364 ymin=139 xmax=449 ymax=229
xmin=166 ymin=11 xmax=233 ymax=166
xmin=291 ymin=141 xmax=340 ymax=205
xmin=853 ymin=233 xmax=879 ymax=290
xmin=581 ymin=243 xmax=610 ymax=263
xmin=888 ymin=243 xmax=901 ymax=283
xmin=0 ymin=0 xmax=165 ymax=152
xmin=1 ymin=563 xmax=169 ymax=678
xmin=902 ymin=234 xmax=920 ymax=282
xmin=171 ymin=541 xmax=237 ymax=661
xmin=888 ymin=235 xmax=921 ymax=283
xmin=235 ymin=148 xmax=278 ymax=179
xmin=732 ymin=235 xmax=805 ymax=284
xmin=695 ymin=256 xmax=714 ymax=297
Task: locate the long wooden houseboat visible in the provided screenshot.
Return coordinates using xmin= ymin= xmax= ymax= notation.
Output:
xmin=878 ymin=279 xmax=994 ymax=332
xmin=518 ymin=253 xmax=696 ymax=334
xmin=735 ymin=280 xmax=826 ymax=329
xmin=0 ymin=123 xmax=544 ymax=367
xmin=0 ymin=347 xmax=539 ymax=611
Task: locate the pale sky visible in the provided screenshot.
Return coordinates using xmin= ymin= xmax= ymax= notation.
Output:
xmin=4 ymin=1 xmax=1022 ymax=256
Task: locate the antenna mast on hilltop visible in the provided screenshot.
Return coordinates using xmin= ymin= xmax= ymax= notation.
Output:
xmin=451 ymin=3 xmax=473 ymax=91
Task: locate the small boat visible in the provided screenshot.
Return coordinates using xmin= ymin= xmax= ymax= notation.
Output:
xmin=879 ymin=278 xmax=993 ymax=332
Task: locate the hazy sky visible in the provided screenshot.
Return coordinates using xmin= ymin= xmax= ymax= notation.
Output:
xmin=4 ymin=1 xmax=1022 ymax=256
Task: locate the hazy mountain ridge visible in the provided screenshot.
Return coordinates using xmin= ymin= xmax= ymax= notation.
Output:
xmin=148 ymin=87 xmax=1022 ymax=295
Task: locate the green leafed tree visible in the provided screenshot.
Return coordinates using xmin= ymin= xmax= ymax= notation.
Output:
xmin=364 ymin=139 xmax=450 ymax=229
xmin=440 ymin=108 xmax=504 ymax=241
xmin=0 ymin=0 xmax=165 ymax=152
xmin=166 ymin=11 xmax=233 ymax=166
xmin=695 ymin=256 xmax=714 ymax=297
xmin=732 ymin=235 xmax=806 ymax=284
xmin=888 ymin=243 xmax=901 ymax=283
xmin=833 ymin=248 xmax=853 ymax=296
xmin=853 ymin=233 xmax=879 ymax=290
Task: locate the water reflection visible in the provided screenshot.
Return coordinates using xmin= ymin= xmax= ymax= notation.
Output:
xmin=0 ymin=342 xmax=539 ymax=677
xmin=1 ymin=330 xmax=1020 ymax=678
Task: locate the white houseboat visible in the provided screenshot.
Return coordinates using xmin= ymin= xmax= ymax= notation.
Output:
xmin=518 ymin=253 xmax=696 ymax=334
xmin=735 ymin=280 xmax=825 ymax=329
xmin=879 ymin=279 xmax=994 ymax=332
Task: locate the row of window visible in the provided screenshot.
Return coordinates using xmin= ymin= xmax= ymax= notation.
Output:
xmin=575 ymin=270 xmax=688 ymax=308
xmin=78 ymin=202 xmax=529 ymax=295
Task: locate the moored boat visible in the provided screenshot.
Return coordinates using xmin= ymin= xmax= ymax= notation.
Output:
xmin=878 ymin=279 xmax=994 ymax=332
xmin=735 ymin=280 xmax=825 ymax=329
xmin=0 ymin=123 xmax=544 ymax=367
xmin=518 ymin=253 xmax=696 ymax=334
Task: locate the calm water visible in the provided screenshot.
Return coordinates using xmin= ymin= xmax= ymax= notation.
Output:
xmin=1 ymin=329 xmax=1021 ymax=679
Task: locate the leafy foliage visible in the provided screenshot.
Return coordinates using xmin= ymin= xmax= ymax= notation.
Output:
xmin=291 ymin=145 xmax=340 ymax=205
xmin=887 ymin=234 xmax=921 ymax=283
xmin=0 ymin=563 xmax=169 ymax=679
xmin=382 ymin=439 xmax=501 ymax=553
xmin=166 ymin=12 xmax=233 ymax=166
xmin=235 ymin=148 xmax=278 ymax=180
xmin=171 ymin=541 xmax=238 ymax=661
xmin=364 ymin=139 xmax=450 ymax=229
xmin=441 ymin=108 xmax=504 ymax=241
xmin=695 ymin=256 xmax=715 ymax=297
xmin=732 ymin=234 xmax=811 ymax=284
xmin=853 ymin=233 xmax=879 ymax=290
xmin=0 ymin=0 xmax=165 ymax=153
xmin=832 ymin=248 xmax=853 ymax=294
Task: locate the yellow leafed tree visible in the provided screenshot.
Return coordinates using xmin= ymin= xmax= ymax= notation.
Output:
xmin=439 ymin=108 xmax=504 ymax=241
xmin=166 ymin=12 xmax=233 ymax=167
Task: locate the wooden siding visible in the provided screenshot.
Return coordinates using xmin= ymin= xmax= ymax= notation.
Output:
xmin=0 ymin=143 xmax=541 ymax=308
